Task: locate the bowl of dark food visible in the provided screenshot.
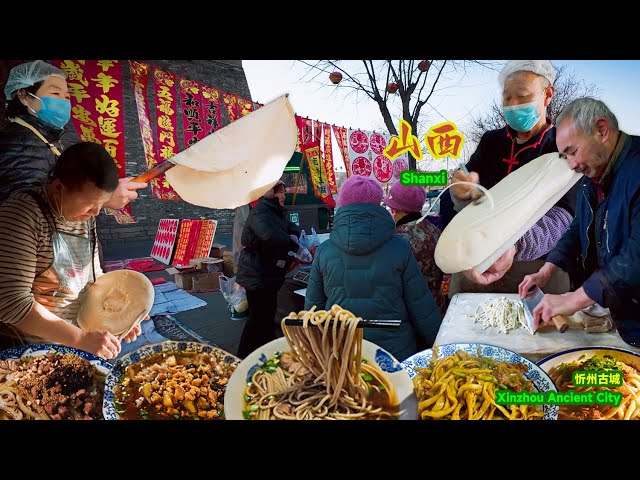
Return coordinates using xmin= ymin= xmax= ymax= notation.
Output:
xmin=537 ymin=347 xmax=640 ymax=420
xmin=0 ymin=344 xmax=111 ymax=420
xmin=103 ymin=341 xmax=240 ymax=420
xmin=402 ymin=343 xmax=558 ymax=420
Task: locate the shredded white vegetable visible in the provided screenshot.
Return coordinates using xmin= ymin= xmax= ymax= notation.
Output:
xmin=467 ymin=297 xmax=531 ymax=334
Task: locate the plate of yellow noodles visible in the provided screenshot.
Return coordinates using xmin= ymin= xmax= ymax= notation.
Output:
xmin=537 ymin=347 xmax=640 ymax=420
xmin=401 ymin=343 xmax=558 ymax=420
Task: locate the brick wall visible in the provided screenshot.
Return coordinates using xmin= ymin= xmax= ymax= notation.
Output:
xmin=59 ymin=59 xmax=253 ymax=245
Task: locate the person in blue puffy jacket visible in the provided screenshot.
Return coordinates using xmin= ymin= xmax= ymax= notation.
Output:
xmin=304 ymin=175 xmax=443 ymax=361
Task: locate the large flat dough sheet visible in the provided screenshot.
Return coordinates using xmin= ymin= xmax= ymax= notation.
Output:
xmin=166 ymin=95 xmax=297 ymax=209
xmin=435 ymin=152 xmax=582 ymax=274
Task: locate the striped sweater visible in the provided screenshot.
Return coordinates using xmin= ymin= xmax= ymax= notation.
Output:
xmin=0 ymin=187 xmax=103 ymax=331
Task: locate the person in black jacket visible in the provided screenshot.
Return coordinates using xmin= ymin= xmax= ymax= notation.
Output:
xmin=236 ymin=180 xmax=309 ymax=358
xmin=0 ymin=60 xmax=146 ymax=207
xmin=519 ymin=97 xmax=640 ymax=347
xmin=445 ymin=60 xmax=579 ymax=296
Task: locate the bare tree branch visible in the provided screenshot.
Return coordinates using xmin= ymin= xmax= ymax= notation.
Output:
xmin=297 ymin=59 xmax=501 ymax=169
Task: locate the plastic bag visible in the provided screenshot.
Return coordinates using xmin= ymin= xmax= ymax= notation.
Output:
xmin=298 ymin=228 xmax=320 ymax=249
xmin=219 ymin=275 xmax=249 ymax=314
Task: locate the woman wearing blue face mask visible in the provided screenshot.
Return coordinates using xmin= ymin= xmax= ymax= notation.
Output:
xmin=0 ymin=60 xmax=147 ymax=209
xmin=443 ymin=60 xmax=581 ymax=297
xmin=0 ymin=60 xmax=72 ymax=204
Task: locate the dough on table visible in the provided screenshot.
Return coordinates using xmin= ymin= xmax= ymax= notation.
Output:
xmin=434 ymin=152 xmax=582 ymax=274
xmin=76 ymin=270 xmax=155 ymax=337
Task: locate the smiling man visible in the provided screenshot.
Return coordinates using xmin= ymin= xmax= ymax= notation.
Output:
xmin=519 ymin=97 xmax=640 ymax=347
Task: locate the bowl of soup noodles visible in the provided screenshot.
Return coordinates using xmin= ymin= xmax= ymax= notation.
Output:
xmin=224 ymin=335 xmax=417 ymax=420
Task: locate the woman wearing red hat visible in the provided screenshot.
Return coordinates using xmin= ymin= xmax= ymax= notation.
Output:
xmin=383 ymin=182 xmax=445 ymax=314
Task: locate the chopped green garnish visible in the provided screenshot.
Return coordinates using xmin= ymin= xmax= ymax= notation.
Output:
xmin=174 ymin=414 xmax=180 ymax=420
xmin=378 ymin=384 xmax=385 ymax=391
xmin=139 ymin=408 xmax=148 ymax=415
xmin=243 ymin=393 xmax=251 ymax=402
xmin=242 ymin=411 xmax=251 ymax=419
xmin=218 ymin=410 xmax=223 ymax=416
xmin=248 ymin=404 xmax=259 ymax=412
xmin=193 ymin=416 xmax=200 ymax=420
xmin=360 ymin=373 xmax=373 ymax=382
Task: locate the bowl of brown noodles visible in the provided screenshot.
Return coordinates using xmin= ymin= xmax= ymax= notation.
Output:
xmin=0 ymin=344 xmax=111 ymax=420
xmin=224 ymin=305 xmax=417 ymax=420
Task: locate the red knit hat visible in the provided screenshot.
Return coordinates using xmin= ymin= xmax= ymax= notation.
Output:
xmin=383 ymin=182 xmax=426 ymax=213
xmin=337 ymin=175 xmax=383 ymax=207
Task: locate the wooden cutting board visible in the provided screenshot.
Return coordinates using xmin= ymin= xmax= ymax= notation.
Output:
xmin=435 ymin=293 xmax=640 ymax=363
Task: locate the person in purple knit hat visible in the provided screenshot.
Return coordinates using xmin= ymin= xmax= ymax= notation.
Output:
xmin=383 ymin=182 xmax=445 ymax=314
xmin=304 ymin=175 xmax=442 ymax=361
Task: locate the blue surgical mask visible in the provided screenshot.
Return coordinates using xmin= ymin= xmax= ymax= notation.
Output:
xmin=28 ymin=92 xmax=71 ymax=129
xmin=503 ymin=90 xmax=545 ymax=133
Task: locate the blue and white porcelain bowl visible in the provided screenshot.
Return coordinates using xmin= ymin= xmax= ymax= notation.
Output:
xmin=0 ymin=343 xmax=112 ymax=375
xmin=224 ymin=336 xmax=417 ymax=420
xmin=401 ymin=343 xmax=559 ymax=420
xmin=103 ymin=341 xmax=240 ymax=420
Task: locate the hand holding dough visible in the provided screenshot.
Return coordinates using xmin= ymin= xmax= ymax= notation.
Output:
xmin=435 ymin=152 xmax=582 ymax=274
xmin=76 ymin=270 xmax=155 ymax=337
xmin=450 ymin=169 xmax=480 ymax=200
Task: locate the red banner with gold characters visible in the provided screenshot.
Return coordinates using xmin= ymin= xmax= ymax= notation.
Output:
xmin=295 ymin=116 xmax=305 ymax=152
xmin=313 ymin=120 xmax=323 ymax=144
xmin=222 ymin=93 xmax=238 ymax=123
xmin=201 ymin=84 xmax=222 ymax=135
xmin=303 ymin=142 xmax=336 ymax=208
xmin=56 ymin=60 xmax=135 ymax=223
xmin=332 ymin=125 xmax=351 ymax=178
xmin=130 ymin=60 xmax=164 ymax=200
xmin=237 ymin=97 xmax=253 ymax=117
xmin=179 ymin=78 xmax=206 ymax=148
xmin=153 ymin=67 xmax=181 ymax=201
xmin=323 ymin=123 xmax=338 ymax=194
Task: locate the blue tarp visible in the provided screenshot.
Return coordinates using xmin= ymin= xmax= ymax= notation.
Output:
xmin=149 ymin=281 xmax=207 ymax=317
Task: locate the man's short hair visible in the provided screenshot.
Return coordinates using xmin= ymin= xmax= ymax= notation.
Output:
xmin=52 ymin=142 xmax=119 ymax=193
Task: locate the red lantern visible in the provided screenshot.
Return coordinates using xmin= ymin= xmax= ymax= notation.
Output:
xmin=387 ymin=82 xmax=399 ymax=94
xmin=329 ymin=72 xmax=342 ymax=84
xmin=418 ymin=60 xmax=431 ymax=72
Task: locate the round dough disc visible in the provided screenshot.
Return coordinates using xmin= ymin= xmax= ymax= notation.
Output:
xmin=434 ymin=152 xmax=582 ymax=274
xmin=76 ymin=270 xmax=155 ymax=336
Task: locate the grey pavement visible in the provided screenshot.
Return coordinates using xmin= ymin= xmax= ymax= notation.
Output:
xmin=102 ymin=234 xmax=246 ymax=357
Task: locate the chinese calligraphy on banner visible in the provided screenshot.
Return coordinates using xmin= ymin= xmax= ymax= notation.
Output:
xmin=347 ymin=129 xmax=409 ymax=186
xmin=179 ymin=78 xmax=207 ymax=148
xmin=130 ymin=60 xmax=165 ymax=200
xmin=322 ymin=123 xmax=338 ymax=194
xmin=303 ymin=142 xmax=336 ymax=208
xmin=201 ymin=85 xmax=222 ymax=135
xmin=153 ymin=67 xmax=181 ymax=201
xmin=56 ymin=60 xmax=135 ymax=223
xmin=332 ymin=125 xmax=351 ymax=178
xmin=222 ymin=93 xmax=238 ymax=122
